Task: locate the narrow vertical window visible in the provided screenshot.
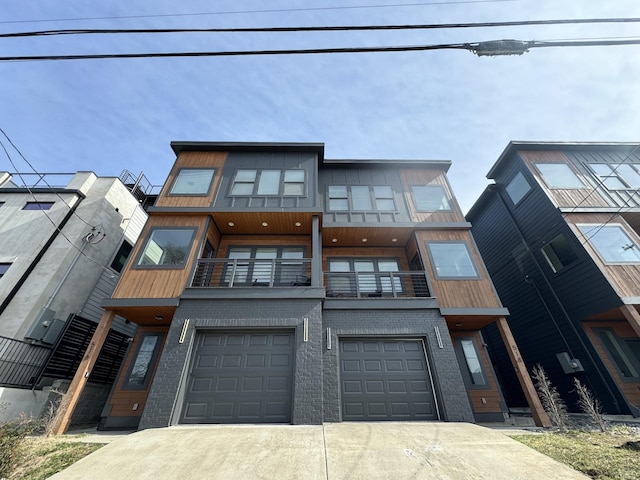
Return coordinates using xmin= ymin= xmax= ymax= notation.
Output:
xmin=283 ymin=170 xmax=305 ymax=195
xmin=373 ymin=186 xmax=395 ymax=211
xmin=257 ymin=170 xmax=281 ymax=195
xmin=328 ymin=186 xmax=348 ymax=211
xmin=124 ymin=333 xmax=163 ymax=389
xmin=110 ymin=241 xmax=133 ymax=273
xmin=231 ymin=170 xmax=257 ymax=195
xmin=460 ymin=339 xmax=486 ymax=385
xmin=351 ymin=186 xmax=373 ymax=211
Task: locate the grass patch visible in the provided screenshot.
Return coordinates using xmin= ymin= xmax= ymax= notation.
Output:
xmin=512 ymin=428 xmax=640 ymax=480
xmin=8 ymin=437 xmax=103 ymax=480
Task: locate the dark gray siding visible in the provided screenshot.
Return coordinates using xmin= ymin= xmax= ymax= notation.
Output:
xmin=214 ymin=151 xmax=317 ymax=209
xmin=318 ymin=166 xmax=411 ymax=223
xmin=468 ymin=154 xmax=630 ymax=414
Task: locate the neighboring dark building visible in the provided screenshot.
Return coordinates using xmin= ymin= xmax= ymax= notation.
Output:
xmin=467 ymin=141 xmax=640 ymax=417
xmin=58 ymin=141 xmax=548 ymax=431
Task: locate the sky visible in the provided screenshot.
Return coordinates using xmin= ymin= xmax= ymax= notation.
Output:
xmin=1 ymin=0 xmax=639 ymax=213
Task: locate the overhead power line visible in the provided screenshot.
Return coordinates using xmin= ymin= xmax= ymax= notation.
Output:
xmin=3 ymin=17 xmax=640 ymax=38
xmin=0 ymin=0 xmax=519 ymax=25
xmin=2 ymin=37 xmax=640 ymax=62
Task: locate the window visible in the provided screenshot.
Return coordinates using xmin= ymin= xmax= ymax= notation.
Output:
xmin=427 ymin=242 xmax=479 ymax=278
xmin=459 ymin=339 xmax=486 ymax=385
xmin=578 ymin=224 xmax=640 ymax=264
xmin=328 ymin=258 xmax=401 ymax=295
xmin=541 ymin=234 xmax=578 ymax=273
xmin=0 ymin=263 xmax=10 ymax=279
xmin=589 ymin=163 xmax=640 ymax=190
xmin=327 ymin=185 xmax=396 ymax=212
xmin=225 ymin=246 xmax=305 ymax=286
xmin=169 ymin=168 xmax=215 ymax=195
xmin=411 ymin=185 xmax=451 ymax=211
xmin=595 ymin=329 xmax=640 ymax=379
xmin=23 ymin=202 xmax=54 ymax=210
xmin=124 ymin=333 xmax=163 ymax=389
xmin=535 ymin=163 xmax=584 ymax=188
xmin=505 ymin=172 xmax=531 ymax=205
xmin=230 ymin=169 xmax=305 ymax=196
xmin=136 ymin=228 xmax=196 ymax=267
xmin=110 ymin=241 xmax=133 ymax=273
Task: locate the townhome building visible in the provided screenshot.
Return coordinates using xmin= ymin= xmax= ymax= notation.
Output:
xmin=56 ymin=142 xmax=548 ymax=432
xmin=467 ymin=142 xmax=640 ymax=418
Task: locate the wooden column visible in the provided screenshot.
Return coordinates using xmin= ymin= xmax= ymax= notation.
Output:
xmin=620 ymin=305 xmax=640 ymax=338
xmin=496 ymin=317 xmax=551 ymax=428
xmin=53 ymin=309 xmax=116 ymax=435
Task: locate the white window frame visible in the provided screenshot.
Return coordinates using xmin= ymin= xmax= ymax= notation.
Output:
xmin=168 ymin=168 xmax=216 ymax=196
xmin=577 ymin=223 xmax=640 ymax=264
xmin=411 ymin=185 xmax=451 ymax=212
xmin=535 ymin=163 xmax=585 ymax=189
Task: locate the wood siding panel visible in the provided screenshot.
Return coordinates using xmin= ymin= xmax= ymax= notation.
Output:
xmin=113 ymin=216 xmax=208 ymax=299
xmin=399 ymin=168 xmax=465 ymax=223
xmin=416 ymin=230 xmax=502 ymax=309
xmin=104 ymin=326 xmax=168 ymax=418
xmin=155 ymin=151 xmax=228 ymax=208
xmin=519 ymin=150 xmax=610 ymax=208
xmin=584 ymin=321 xmax=640 ymax=409
xmin=566 ymin=212 xmax=640 ymax=298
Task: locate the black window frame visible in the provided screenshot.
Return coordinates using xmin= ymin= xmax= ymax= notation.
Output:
xmin=110 ymin=241 xmax=134 ymax=273
xmin=541 ymin=234 xmax=579 ymax=273
xmin=454 ymin=337 xmax=489 ymax=388
xmin=594 ymin=328 xmax=640 ymax=381
xmin=229 ymin=169 xmax=306 ymax=197
xmin=134 ymin=227 xmax=198 ymax=269
xmin=23 ymin=201 xmax=54 ymax=211
xmin=167 ymin=168 xmax=216 ymax=196
xmin=122 ymin=332 xmax=164 ymax=390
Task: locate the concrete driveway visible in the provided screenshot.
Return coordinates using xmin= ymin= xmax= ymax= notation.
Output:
xmin=51 ymin=423 xmax=588 ymax=480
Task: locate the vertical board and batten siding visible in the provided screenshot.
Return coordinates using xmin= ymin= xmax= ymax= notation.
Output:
xmin=583 ymin=320 xmax=640 ymax=409
xmin=518 ymin=150 xmax=610 ymax=208
xmin=564 ymin=148 xmax=640 ymax=209
xmin=318 ymin=166 xmax=411 ymax=223
xmin=112 ymin=216 xmax=208 ymax=299
xmin=154 ymin=151 xmax=228 ymax=208
xmin=398 ymin=168 xmax=465 ymax=223
xmin=449 ymin=331 xmax=504 ymax=416
xmin=123 ymin=204 xmax=148 ymax=245
xmin=565 ymin=212 xmax=640 ymax=299
xmin=215 ymin=151 xmax=318 ymax=209
xmin=415 ymin=230 xmax=501 ymax=309
xmin=102 ymin=326 xmax=168 ymax=419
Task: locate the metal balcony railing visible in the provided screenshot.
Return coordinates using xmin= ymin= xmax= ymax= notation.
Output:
xmin=324 ymin=271 xmax=430 ymax=298
xmin=0 ymin=335 xmax=51 ymax=388
xmin=191 ymin=258 xmax=312 ymax=288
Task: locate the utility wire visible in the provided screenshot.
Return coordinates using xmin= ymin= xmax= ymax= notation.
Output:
xmin=3 ymin=17 xmax=640 ymax=38
xmin=0 ymin=0 xmax=520 ymax=25
xmin=2 ymin=37 xmax=640 ymax=62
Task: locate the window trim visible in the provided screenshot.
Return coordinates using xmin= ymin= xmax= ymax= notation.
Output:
xmin=23 ymin=201 xmax=54 ymax=211
xmin=577 ymin=223 xmax=640 ymax=265
xmin=588 ymin=163 xmax=640 ymax=191
xmin=593 ymin=328 xmax=640 ymax=382
xmin=505 ymin=171 xmax=532 ymax=206
xmin=534 ymin=162 xmax=585 ymax=189
xmin=410 ymin=185 xmax=452 ymax=212
xmin=326 ymin=185 xmax=397 ymax=212
xmin=133 ymin=227 xmax=198 ymax=269
xmin=426 ymin=241 xmax=481 ymax=279
xmin=122 ymin=332 xmax=164 ymax=390
xmin=167 ymin=168 xmax=216 ymax=196
xmin=229 ymin=169 xmax=306 ymax=197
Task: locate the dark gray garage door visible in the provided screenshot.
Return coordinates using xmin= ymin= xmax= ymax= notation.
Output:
xmin=181 ymin=331 xmax=294 ymax=424
xmin=340 ymin=339 xmax=438 ymax=421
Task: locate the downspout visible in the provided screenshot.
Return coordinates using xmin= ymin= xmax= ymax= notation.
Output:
xmin=0 ymin=194 xmax=84 ymax=316
xmin=489 ymin=185 xmax=621 ymax=412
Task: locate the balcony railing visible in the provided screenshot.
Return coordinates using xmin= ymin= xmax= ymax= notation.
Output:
xmin=324 ymin=271 xmax=430 ymax=298
xmin=0 ymin=335 xmax=51 ymax=388
xmin=192 ymin=258 xmax=312 ymax=288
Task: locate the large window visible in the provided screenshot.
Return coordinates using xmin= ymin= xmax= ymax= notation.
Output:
xmin=411 ymin=185 xmax=451 ymax=211
xmin=427 ymin=242 xmax=479 ymax=278
xmin=327 ymin=258 xmax=401 ymax=295
xmin=589 ymin=163 xmax=640 ymax=190
xmin=578 ymin=224 xmax=640 ymax=264
xmin=505 ymin=172 xmax=531 ymax=205
xmin=124 ymin=333 xmax=163 ymax=390
xmin=136 ymin=228 xmax=196 ymax=267
xmin=230 ymin=169 xmax=305 ymax=196
xmin=23 ymin=202 xmax=54 ymax=210
xmin=327 ymin=185 xmax=396 ymax=212
xmin=225 ymin=246 xmax=305 ymax=285
xmin=595 ymin=328 xmax=640 ymax=380
xmin=169 ymin=168 xmax=216 ymax=195
xmin=535 ymin=163 xmax=584 ymax=188
xmin=0 ymin=263 xmax=10 ymax=279
xmin=541 ymin=234 xmax=578 ymax=273
xmin=459 ymin=339 xmax=486 ymax=386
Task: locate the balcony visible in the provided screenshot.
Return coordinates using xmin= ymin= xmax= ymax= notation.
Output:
xmin=324 ymin=271 xmax=430 ymax=298
xmin=191 ymin=258 xmax=312 ymax=288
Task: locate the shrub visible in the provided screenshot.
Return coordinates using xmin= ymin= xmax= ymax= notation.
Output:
xmin=532 ymin=364 xmax=568 ymax=431
xmin=573 ymin=377 xmax=607 ymax=432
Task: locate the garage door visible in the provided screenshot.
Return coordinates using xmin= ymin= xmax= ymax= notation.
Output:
xmin=340 ymin=339 xmax=438 ymax=421
xmin=181 ymin=331 xmax=294 ymax=424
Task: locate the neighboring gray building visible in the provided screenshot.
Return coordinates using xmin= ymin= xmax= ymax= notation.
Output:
xmin=0 ymin=170 xmax=150 ymax=423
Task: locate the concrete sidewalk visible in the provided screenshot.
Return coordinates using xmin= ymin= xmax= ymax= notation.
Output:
xmin=52 ymin=423 xmax=588 ymax=480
